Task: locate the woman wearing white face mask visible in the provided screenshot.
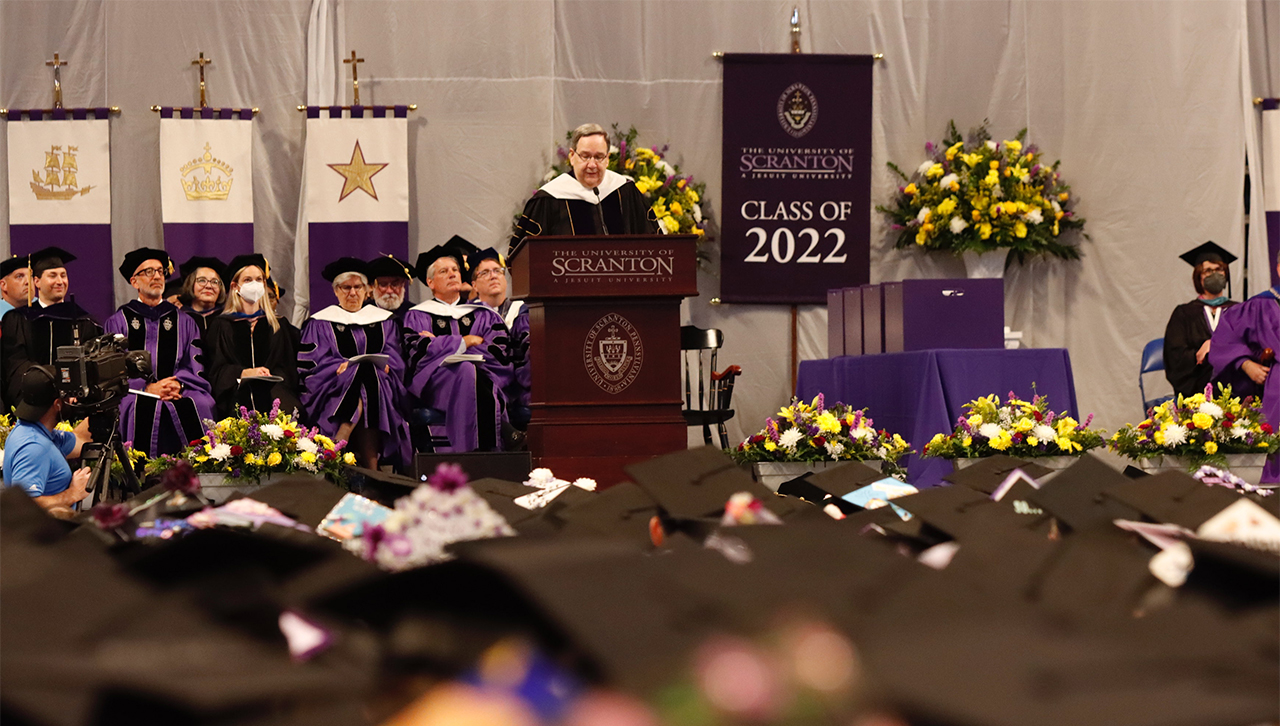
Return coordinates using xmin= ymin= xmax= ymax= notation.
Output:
xmin=205 ymin=254 xmax=303 ymax=419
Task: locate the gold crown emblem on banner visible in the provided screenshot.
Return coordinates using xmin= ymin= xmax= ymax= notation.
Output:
xmin=180 ymin=143 xmax=234 ymax=201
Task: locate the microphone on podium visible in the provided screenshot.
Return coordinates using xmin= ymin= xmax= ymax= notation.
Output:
xmin=593 ymin=186 xmax=609 ymax=235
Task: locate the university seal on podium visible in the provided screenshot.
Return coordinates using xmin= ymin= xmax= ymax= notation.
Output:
xmin=777 ymin=82 xmax=818 ymax=138
xmin=583 ymin=313 xmax=644 ymax=395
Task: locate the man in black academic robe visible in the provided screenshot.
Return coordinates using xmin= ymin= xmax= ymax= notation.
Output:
xmin=367 ymin=254 xmax=416 ymax=323
xmin=511 ymin=123 xmax=657 ymax=249
xmin=1164 ymin=242 xmax=1239 ymax=399
xmin=0 ymin=247 xmax=102 ymax=410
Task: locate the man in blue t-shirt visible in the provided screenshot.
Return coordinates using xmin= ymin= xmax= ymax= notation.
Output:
xmin=3 ymin=365 xmax=91 ymax=509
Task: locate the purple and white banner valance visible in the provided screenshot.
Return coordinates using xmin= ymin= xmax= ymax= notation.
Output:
xmin=294 ymin=107 xmax=409 ymax=317
xmin=157 ymin=107 xmax=254 ymax=120
xmin=159 ymin=113 xmax=254 ymax=262
xmin=5 ymin=113 xmax=114 ymax=322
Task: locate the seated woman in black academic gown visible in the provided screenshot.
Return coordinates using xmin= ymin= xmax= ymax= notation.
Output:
xmin=176 ymin=256 xmax=227 ymax=335
xmin=205 ymin=254 xmax=303 ymax=420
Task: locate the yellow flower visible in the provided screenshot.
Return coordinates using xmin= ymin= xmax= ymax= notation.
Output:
xmin=946 ymin=141 xmax=963 ymax=160
xmin=989 ymin=161 xmax=1000 ymax=169
xmin=1260 ymin=442 xmax=1269 ymax=448
xmin=267 ymin=451 xmax=282 ymax=466
xmin=935 ymin=197 xmax=957 ymax=217
xmin=343 ymin=452 xmax=356 ymax=465
xmin=1055 ymin=436 xmax=1082 ymax=453
xmin=300 ymin=451 xmax=317 ymax=464
xmin=55 ymin=421 xmax=74 ymax=432
xmin=1027 ymin=436 xmax=1039 ymax=446
xmin=1004 ymin=139 xmax=1021 ymax=154
xmin=979 ymin=223 xmax=993 ymax=240
xmin=962 ymin=436 xmax=973 ymax=448
xmin=989 ymin=432 xmax=1012 ymax=451
xmin=1052 ymin=222 xmax=1059 ymax=236
xmin=1058 ymin=192 xmax=1069 ymax=201
xmin=926 ymin=163 xmax=944 ymax=179
xmin=195 ymin=455 xmax=209 ymax=463
xmin=315 ymin=434 xmax=334 ymax=449
xmin=1204 ymin=441 xmax=1218 ymax=455
xmin=1014 ymin=418 xmax=1034 ymax=433
xmin=661 ymin=216 xmax=680 ymax=233
xmin=635 ymin=174 xmax=662 ymax=194
xmin=1191 ymin=413 xmax=1213 ymax=430
xmin=764 ymin=441 xmax=778 ymax=452
xmin=1056 ymin=417 xmax=1078 ymax=435
xmin=929 ymin=433 xmax=945 ymax=446
xmin=960 ymin=153 xmax=982 ymax=168
xmin=816 ymin=412 xmax=841 ymax=434
xmin=670 ymin=201 xmax=684 ymax=217
xmin=625 ymin=158 xmax=635 ymax=170
xmin=967 ymin=414 xmax=983 ymax=428
xmin=1154 ymin=431 xmax=1166 ymax=445
xmin=687 ymin=188 xmax=700 ymax=203
xmin=1014 ymin=221 xmax=1027 ymax=238
xmin=904 ymin=183 xmax=918 ymax=196
xmin=693 ymin=226 xmax=705 ymax=237
xmin=972 ymin=210 xmax=982 ymax=222
xmin=778 ymin=407 xmax=795 ymax=421
xmin=915 ymin=228 xmax=929 ymax=245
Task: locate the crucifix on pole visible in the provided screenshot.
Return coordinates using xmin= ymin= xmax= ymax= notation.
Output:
xmin=192 ymin=52 xmax=212 ymax=108
xmin=344 ymin=51 xmax=365 ymax=105
xmin=46 ymin=52 xmax=68 ymax=109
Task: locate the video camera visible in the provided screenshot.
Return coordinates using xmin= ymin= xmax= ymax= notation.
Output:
xmin=54 ymin=334 xmax=152 ymax=415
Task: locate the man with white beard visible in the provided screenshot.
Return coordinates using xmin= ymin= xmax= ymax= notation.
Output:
xmin=366 ymin=255 xmax=416 ymax=323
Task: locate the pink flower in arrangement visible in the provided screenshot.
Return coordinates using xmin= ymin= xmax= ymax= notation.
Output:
xmin=161 ymin=461 xmax=201 ymax=494
xmin=428 ymin=462 xmax=469 ymax=492
xmin=92 ymin=503 xmax=130 ymax=530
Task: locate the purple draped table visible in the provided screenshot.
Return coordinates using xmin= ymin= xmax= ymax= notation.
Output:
xmin=795 ymin=348 xmax=1079 ymax=488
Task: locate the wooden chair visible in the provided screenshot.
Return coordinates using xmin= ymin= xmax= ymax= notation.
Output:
xmin=680 ymin=325 xmax=742 ymax=449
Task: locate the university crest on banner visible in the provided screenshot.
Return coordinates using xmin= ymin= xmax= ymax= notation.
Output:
xmin=295 ymin=106 xmax=409 ymax=316
xmin=158 ymin=109 xmax=256 ymax=262
xmin=6 ymin=112 xmax=115 ymax=322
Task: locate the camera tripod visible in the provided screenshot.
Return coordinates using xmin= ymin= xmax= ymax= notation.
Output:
xmin=76 ymin=407 xmax=142 ymax=508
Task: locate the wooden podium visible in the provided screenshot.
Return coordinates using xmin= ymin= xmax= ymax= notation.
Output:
xmin=510 ymin=235 xmax=699 ymax=485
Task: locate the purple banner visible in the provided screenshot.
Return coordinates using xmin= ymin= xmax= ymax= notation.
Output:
xmin=307 ymin=221 xmax=409 ymax=309
xmin=163 ymin=223 xmax=254 ymax=265
xmin=1269 ymin=211 xmax=1280 ymax=289
xmin=10 ymin=224 xmax=115 ymax=323
xmin=720 ymin=54 xmax=873 ymax=304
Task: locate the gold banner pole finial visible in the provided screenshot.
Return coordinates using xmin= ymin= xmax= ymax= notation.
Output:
xmin=192 ymin=52 xmax=212 ymax=108
xmin=46 ymin=52 xmax=68 ymax=109
xmin=790 ymin=7 xmax=801 ymax=54
xmin=344 ymin=51 xmax=365 ymax=105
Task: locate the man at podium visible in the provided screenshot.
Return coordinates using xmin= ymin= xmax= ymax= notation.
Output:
xmin=513 ymin=123 xmax=657 ymax=247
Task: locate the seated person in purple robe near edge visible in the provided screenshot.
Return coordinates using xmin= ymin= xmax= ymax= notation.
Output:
xmin=105 ymin=248 xmax=215 ymax=457
xmin=1208 ymin=254 xmax=1280 ymax=483
xmin=1 ymin=247 xmax=102 ymax=411
xmin=298 ymin=257 xmax=412 ymax=470
xmin=175 ymin=256 xmax=228 ymax=336
xmin=1164 ymin=242 xmax=1239 ymax=399
xmin=403 ymin=243 xmax=513 ymax=452
xmin=205 ymin=254 xmax=303 ymax=420
xmin=466 ymin=247 xmax=530 ymax=428
xmin=510 ymin=123 xmax=657 ymax=251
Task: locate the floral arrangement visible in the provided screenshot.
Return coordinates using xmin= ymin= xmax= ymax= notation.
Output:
xmin=145 ymin=401 xmax=354 ymax=484
xmin=877 ymin=121 xmax=1086 ymax=263
xmin=923 ymin=391 xmax=1105 ymax=459
xmin=730 ymin=395 xmax=912 ymax=466
xmin=1108 ymin=385 xmax=1279 ymax=467
xmin=539 ymin=124 xmax=713 ymax=260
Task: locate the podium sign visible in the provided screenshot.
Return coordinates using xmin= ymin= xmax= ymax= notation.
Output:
xmin=512 ymin=235 xmax=699 ymax=485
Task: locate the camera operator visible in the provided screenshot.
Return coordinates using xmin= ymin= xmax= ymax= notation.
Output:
xmin=2 ymin=366 xmax=93 ymax=510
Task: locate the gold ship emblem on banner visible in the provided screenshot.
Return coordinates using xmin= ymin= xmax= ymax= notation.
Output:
xmin=30 ymin=146 xmax=94 ymax=200
xmin=180 ymin=143 xmax=234 ymax=201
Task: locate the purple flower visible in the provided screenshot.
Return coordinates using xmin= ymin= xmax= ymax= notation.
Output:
xmin=362 ymin=524 xmax=387 ymax=561
xmin=231 ymin=468 xmax=242 ymax=479
xmin=270 ymin=399 xmax=281 ymax=419
xmin=925 ymin=141 xmax=935 ymax=154
xmin=1044 ymin=410 xmax=1056 ymax=425
xmin=814 ymin=393 xmax=825 ymax=413
xmin=240 ymin=406 xmax=251 ymax=421
xmin=161 ymin=461 xmax=202 ymax=494
xmin=1080 ymin=413 xmax=1094 ymax=429
xmin=428 ymin=462 xmax=468 ymax=492
xmin=1030 ymin=164 xmax=1041 ymax=175
xmin=92 ymin=503 xmax=130 ymax=530
xmin=766 ymin=419 xmax=780 ymax=443
xmin=1008 ymin=391 xmax=1017 ymax=402
xmin=853 ymin=410 xmax=864 ymax=429
xmin=958 ymin=416 xmax=973 ymax=435
xmin=556 ymin=145 xmax=569 ymax=160
xmin=807 ymin=425 xmax=820 ymax=437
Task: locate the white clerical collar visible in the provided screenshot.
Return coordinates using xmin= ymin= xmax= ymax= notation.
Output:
xmin=410 ymin=297 xmax=490 ymax=320
xmin=311 ymin=304 xmax=392 ymax=325
xmin=539 ymin=169 xmax=631 ymax=204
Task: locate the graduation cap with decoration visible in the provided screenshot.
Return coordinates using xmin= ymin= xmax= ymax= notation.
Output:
xmin=366 ymin=253 xmax=414 ymax=281
xmin=27 ymin=246 xmax=76 ymax=278
xmin=465 ymin=247 xmax=507 ymax=283
xmin=117 ymin=247 xmax=174 ymax=282
xmin=0 ymin=254 xmax=29 ymax=278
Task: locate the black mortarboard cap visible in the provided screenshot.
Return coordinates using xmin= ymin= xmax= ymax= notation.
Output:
xmin=228 ymin=475 xmax=350 ymax=529
xmin=556 ymin=482 xmax=661 ymax=542
xmin=27 ymin=246 xmax=76 ymax=277
xmin=464 ymin=247 xmax=506 ymax=282
xmin=941 ymin=455 xmax=1052 ymax=495
xmin=321 ymin=256 xmax=369 ymax=283
xmin=803 ymin=460 xmax=891 ymax=498
xmin=1179 ymin=240 xmax=1237 ymax=267
xmin=222 ymin=253 xmax=271 ymax=287
xmin=163 ymin=277 xmax=186 ymax=301
xmin=414 ymin=245 xmax=464 ymax=284
xmin=366 ymin=254 xmax=413 ymax=281
xmin=443 ymin=235 xmax=482 ymax=267
xmin=178 ymin=255 xmax=227 ymax=282
xmin=624 ymin=446 xmax=781 ymax=520
xmin=1027 ymin=454 xmax=1143 ymax=531
xmin=1103 ymin=470 xmax=1244 ymax=530
xmin=0 ymin=255 xmax=29 ymax=278
xmin=118 ymin=247 xmax=173 ymax=281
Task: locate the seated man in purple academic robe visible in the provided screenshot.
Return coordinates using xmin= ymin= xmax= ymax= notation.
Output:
xmin=104 ymin=248 xmax=215 ymax=457
xmin=1208 ymin=256 xmax=1280 ymax=483
xmin=403 ymin=243 xmax=513 ymax=452
xmin=467 ymin=247 xmax=530 ymax=428
xmin=298 ymin=257 xmax=412 ymax=470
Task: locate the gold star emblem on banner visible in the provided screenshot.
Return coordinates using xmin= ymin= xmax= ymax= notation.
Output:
xmin=328 ymin=140 xmax=388 ymax=202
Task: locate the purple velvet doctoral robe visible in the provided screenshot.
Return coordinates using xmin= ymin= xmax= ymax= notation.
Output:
xmin=298 ymin=304 xmax=412 ymax=467
xmin=403 ymin=298 xmax=514 ymax=452
xmin=104 ymin=300 xmax=215 ymax=457
xmin=487 ymin=298 xmax=530 ymax=413
xmin=1208 ymin=289 xmax=1280 ymax=482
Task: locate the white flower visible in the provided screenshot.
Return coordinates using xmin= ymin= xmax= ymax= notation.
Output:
xmin=875 ymin=446 xmax=889 ymax=459
xmin=295 ymin=455 xmax=317 ymax=472
xmin=692 ymin=203 xmax=702 ymax=222
xmin=1230 ymin=424 xmax=1250 ymax=440
xmin=1198 ymin=402 xmax=1224 ymax=419
xmin=938 ymin=173 xmax=959 ymax=189
xmin=985 ymin=140 xmax=998 ymax=151
xmin=260 ymin=424 xmax=284 ymax=440
xmin=1033 ymin=424 xmax=1057 ymax=442
xmin=917 ymin=160 xmax=934 ymax=176
xmin=949 ymin=217 xmax=969 ymax=234
xmin=778 ymin=428 xmax=803 ymax=450
xmin=657 ymin=160 xmax=676 ymax=178
xmin=824 ymin=441 xmax=845 ymax=458
xmin=572 ymin=478 xmax=597 ymax=491
xmin=209 ymin=443 xmax=232 ymax=461
xmin=296 ymin=437 xmax=318 ymax=454
xmin=916 ymin=206 xmax=931 ymax=222
xmin=990 ymin=185 xmax=1004 ymax=199
xmin=978 ymin=423 xmax=1004 ymax=439
xmin=1051 ymin=199 xmax=1062 ymax=214
xmin=609 ymin=144 xmax=619 ymax=155
xmin=526 ymin=468 xmax=556 ymax=487
xmin=850 ymin=426 xmax=873 ymax=440
xmin=1023 ymin=208 xmax=1043 ymax=225
xmin=543 ymin=169 xmax=559 ymax=183
xmin=1163 ymin=424 xmax=1188 ymax=446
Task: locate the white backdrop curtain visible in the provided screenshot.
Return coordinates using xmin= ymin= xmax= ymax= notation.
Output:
xmin=1 ymin=0 xmax=1277 ymax=446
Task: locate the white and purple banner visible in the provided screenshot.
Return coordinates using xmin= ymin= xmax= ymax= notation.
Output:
xmin=1263 ymin=99 xmax=1279 ymax=287
xmin=6 ymin=110 xmax=114 ymax=322
xmin=159 ymin=107 xmax=255 ymax=262
xmin=296 ymin=106 xmax=409 ymax=316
